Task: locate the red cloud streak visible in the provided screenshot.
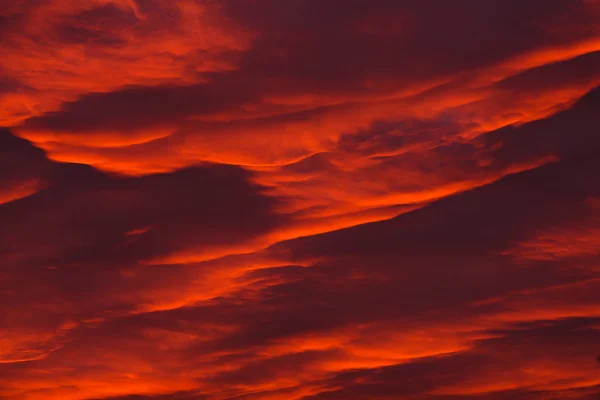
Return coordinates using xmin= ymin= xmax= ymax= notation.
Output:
xmin=1 ymin=1 xmax=600 ymax=399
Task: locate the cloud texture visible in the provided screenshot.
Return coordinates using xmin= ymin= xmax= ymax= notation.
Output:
xmin=1 ymin=1 xmax=600 ymax=399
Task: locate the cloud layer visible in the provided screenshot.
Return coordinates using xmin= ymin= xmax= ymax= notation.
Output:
xmin=1 ymin=1 xmax=600 ymax=399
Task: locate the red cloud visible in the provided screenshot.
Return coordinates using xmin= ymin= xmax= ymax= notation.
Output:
xmin=1 ymin=1 xmax=600 ymax=399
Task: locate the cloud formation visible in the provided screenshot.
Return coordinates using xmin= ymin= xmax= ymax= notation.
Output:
xmin=1 ymin=1 xmax=600 ymax=399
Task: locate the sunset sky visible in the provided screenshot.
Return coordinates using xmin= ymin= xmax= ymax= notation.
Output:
xmin=1 ymin=1 xmax=600 ymax=399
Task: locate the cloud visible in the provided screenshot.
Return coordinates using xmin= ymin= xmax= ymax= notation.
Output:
xmin=0 ymin=0 xmax=250 ymax=126
xmin=11 ymin=0 xmax=600 ymax=173
xmin=1 ymin=1 xmax=600 ymax=399
xmin=298 ymin=318 xmax=600 ymax=400
xmin=0 ymin=128 xmax=53 ymax=204
xmin=0 ymin=130 xmax=281 ymax=370
xmin=3 ymin=145 xmax=598 ymax=399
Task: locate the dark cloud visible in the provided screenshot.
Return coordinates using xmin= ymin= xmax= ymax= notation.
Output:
xmin=300 ymin=318 xmax=600 ymax=400
xmin=13 ymin=0 xmax=600 ymax=172
xmin=19 ymin=77 xmax=260 ymax=133
xmin=226 ymin=0 xmax=595 ymax=88
xmin=53 ymin=4 xmax=134 ymax=47
xmin=88 ymin=391 xmax=207 ymax=400
xmin=0 ymin=128 xmax=52 ymax=193
xmin=0 ymin=129 xmax=282 ymax=368
xmin=476 ymin=83 xmax=600 ymax=164
xmin=0 ymin=136 xmax=280 ymax=268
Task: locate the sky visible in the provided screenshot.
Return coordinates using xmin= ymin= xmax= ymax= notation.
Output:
xmin=1 ymin=0 xmax=600 ymax=399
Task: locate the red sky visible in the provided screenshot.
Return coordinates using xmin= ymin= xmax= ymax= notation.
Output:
xmin=1 ymin=1 xmax=600 ymax=399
